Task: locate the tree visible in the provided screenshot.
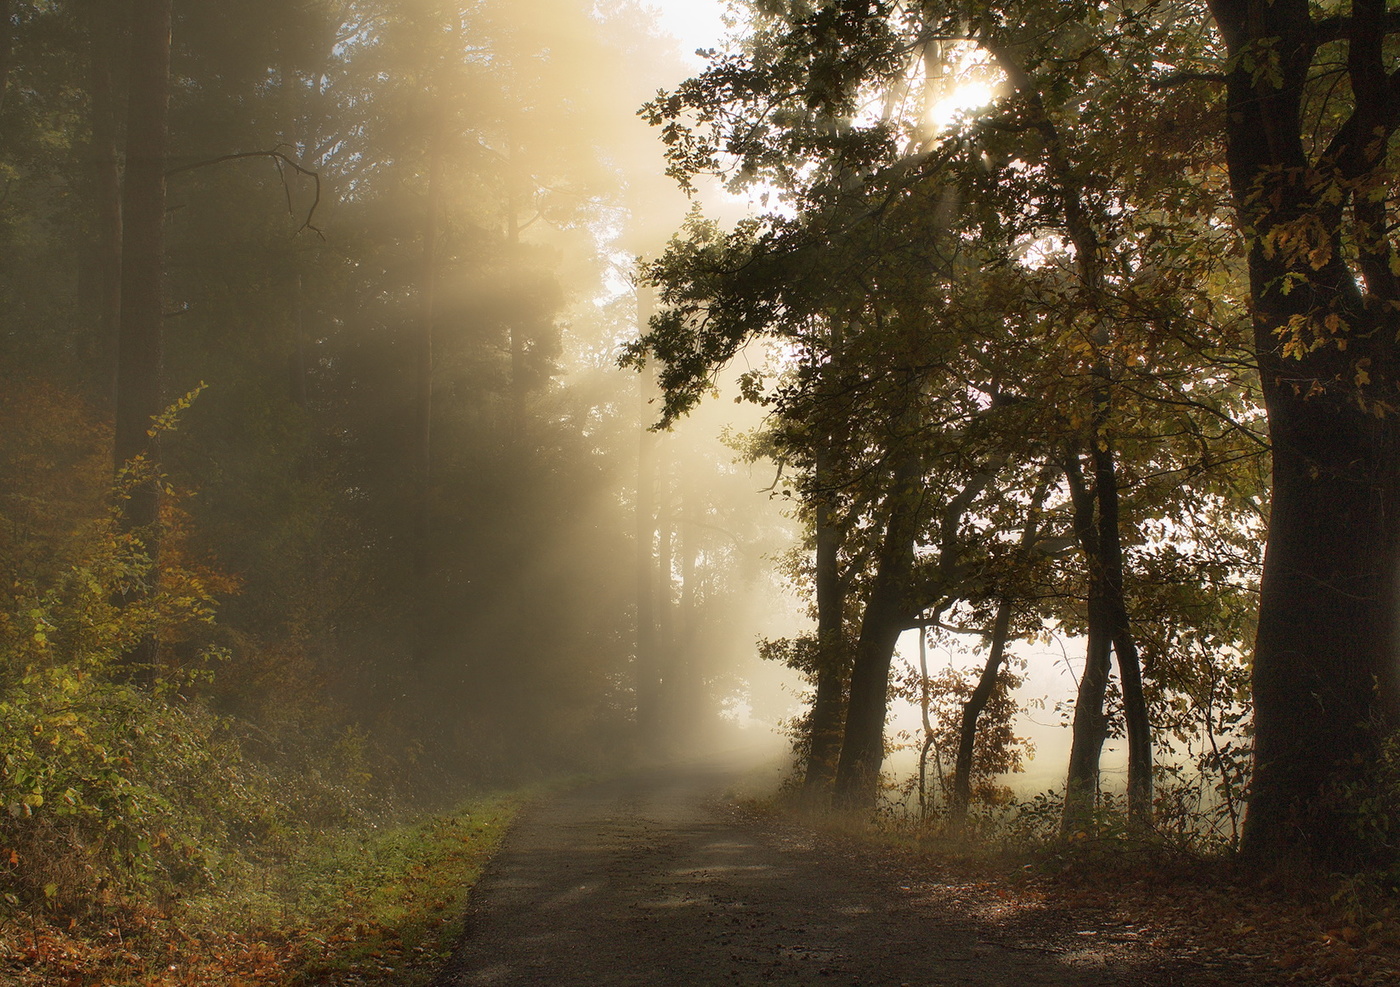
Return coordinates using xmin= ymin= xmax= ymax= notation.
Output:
xmin=112 ymin=0 xmax=172 ymax=682
xmin=1206 ymin=0 xmax=1400 ymax=865
xmin=638 ymin=0 xmax=1263 ymax=822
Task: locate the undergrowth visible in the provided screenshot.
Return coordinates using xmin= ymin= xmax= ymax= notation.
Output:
xmin=0 ymin=794 xmax=519 ymax=986
xmin=0 ymin=419 xmax=525 ymax=985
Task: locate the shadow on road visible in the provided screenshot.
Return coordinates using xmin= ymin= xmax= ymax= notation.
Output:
xmin=434 ymin=758 xmax=1238 ymax=986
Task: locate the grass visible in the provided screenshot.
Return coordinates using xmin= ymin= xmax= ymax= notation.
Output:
xmin=0 ymin=794 xmax=521 ymax=987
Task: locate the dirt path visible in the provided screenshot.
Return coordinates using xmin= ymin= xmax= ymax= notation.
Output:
xmin=434 ymin=762 xmax=1251 ymax=986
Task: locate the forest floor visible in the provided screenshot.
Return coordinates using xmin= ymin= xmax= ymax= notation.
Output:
xmin=435 ymin=760 xmax=1400 ymax=987
xmin=7 ymin=763 xmax=1399 ymax=985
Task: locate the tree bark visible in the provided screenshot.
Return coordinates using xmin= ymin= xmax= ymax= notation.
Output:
xmin=1208 ymin=0 xmax=1400 ymax=866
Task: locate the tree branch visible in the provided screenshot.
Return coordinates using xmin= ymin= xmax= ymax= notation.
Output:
xmin=166 ymin=148 xmax=324 ymax=237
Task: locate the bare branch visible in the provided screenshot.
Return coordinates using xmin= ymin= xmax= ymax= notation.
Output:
xmin=166 ymin=147 xmax=324 ymax=238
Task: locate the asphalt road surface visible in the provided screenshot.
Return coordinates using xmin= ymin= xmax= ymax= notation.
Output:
xmin=434 ymin=760 xmax=1237 ymax=986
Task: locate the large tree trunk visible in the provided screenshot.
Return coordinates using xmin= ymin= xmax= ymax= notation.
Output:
xmin=113 ymin=0 xmax=171 ymax=683
xmin=832 ymin=453 xmax=922 ymax=809
xmin=1208 ymin=0 xmax=1400 ymax=866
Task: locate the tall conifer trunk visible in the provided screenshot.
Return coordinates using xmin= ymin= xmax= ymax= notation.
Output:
xmin=113 ymin=0 xmax=171 ymax=682
xmin=86 ymin=0 xmax=123 ymax=392
xmin=635 ymin=288 xmax=661 ymax=745
xmin=0 ymin=0 xmax=12 ymax=117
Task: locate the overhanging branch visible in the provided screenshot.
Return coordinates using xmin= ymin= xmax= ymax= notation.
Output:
xmin=166 ymin=147 xmax=323 ymax=237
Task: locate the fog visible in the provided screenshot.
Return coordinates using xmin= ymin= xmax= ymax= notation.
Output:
xmin=0 ymin=0 xmax=1171 ymax=811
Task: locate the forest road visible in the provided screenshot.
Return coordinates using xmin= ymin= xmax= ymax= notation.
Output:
xmin=434 ymin=759 xmax=1227 ymax=986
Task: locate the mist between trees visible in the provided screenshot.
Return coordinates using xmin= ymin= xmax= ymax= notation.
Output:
xmin=1 ymin=0 xmax=1399 ymax=937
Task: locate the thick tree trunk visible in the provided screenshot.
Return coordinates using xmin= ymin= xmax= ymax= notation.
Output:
xmin=832 ymin=454 xmax=922 ymax=810
xmin=113 ymin=0 xmax=171 ymax=683
xmin=1209 ymin=0 xmax=1400 ymax=866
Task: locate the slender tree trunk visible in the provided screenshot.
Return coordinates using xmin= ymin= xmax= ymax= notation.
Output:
xmin=1208 ymin=0 xmax=1400 ymax=866
xmin=288 ymin=273 xmax=308 ymax=407
xmin=635 ymin=288 xmax=661 ymax=744
xmin=674 ymin=492 xmax=699 ymax=740
xmin=409 ymin=105 xmax=443 ymax=668
xmin=1094 ymin=430 xmax=1152 ymax=826
xmin=655 ymin=440 xmax=673 ymax=746
xmin=505 ymin=146 xmax=529 ymax=446
xmin=987 ymin=42 xmax=1154 ymax=832
xmin=802 ymin=444 xmax=849 ymax=797
xmin=1061 ymin=453 xmax=1112 ymax=835
xmin=803 ymin=323 xmax=850 ymax=799
xmin=950 ymin=598 xmax=1013 ymax=827
xmin=279 ymin=56 xmax=309 ymax=410
xmin=949 ymin=471 xmax=1050 ymax=827
xmin=915 ymin=609 xmax=947 ymax=819
xmin=113 ymin=0 xmax=171 ymax=683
